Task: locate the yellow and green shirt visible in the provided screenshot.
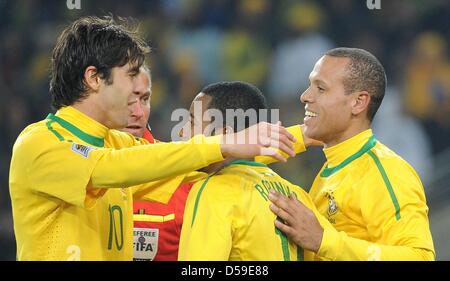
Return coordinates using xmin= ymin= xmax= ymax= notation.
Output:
xmin=178 ymin=160 xmax=323 ymax=261
xmin=9 ymin=106 xmax=223 ymax=260
xmin=305 ymin=129 xmax=435 ymax=261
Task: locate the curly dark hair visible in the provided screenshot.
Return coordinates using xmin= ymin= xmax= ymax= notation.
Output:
xmin=201 ymin=81 xmax=268 ymax=132
xmin=49 ymin=16 xmax=150 ymax=109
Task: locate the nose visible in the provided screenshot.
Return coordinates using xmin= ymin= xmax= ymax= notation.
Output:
xmin=130 ymin=100 xmax=144 ymax=119
xmin=300 ymin=87 xmax=312 ymax=104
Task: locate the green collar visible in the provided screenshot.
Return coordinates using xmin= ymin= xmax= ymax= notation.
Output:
xmin=227 ymin=159 xmax=267 ymax=168
xmin=320 ymin=135 xmax=377 ymax=177
xmin=46 ymin=113 xmax=105 ymax=147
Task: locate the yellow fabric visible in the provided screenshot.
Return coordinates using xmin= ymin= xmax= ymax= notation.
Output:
xmin=9 ymin=106 xmax=223 ymax=260
xmin=178 ymin=160 xmax=320 ymax=261
xmin=133 ymin=214 xmax=175 ymax=222
xmin=255 ymin=124 xmax=306 ymax=164
xmin=305 ymin=129 xmax=435 ymax=261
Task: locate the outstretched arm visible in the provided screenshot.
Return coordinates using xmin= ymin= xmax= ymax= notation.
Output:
xmin=92 ymin=121 xmax=296 ymax=188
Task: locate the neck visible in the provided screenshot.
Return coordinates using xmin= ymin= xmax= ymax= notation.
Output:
xmin=323 ymin=120 xmax=371 ymax=148
xmin=72 ymin=98 xmax=111 ymax=128
xmin=200 ymin=157 xmax=244 ymax=174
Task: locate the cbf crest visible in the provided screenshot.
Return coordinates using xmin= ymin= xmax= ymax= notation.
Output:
xmin=326 ymin=191 xmax=338 ymax=223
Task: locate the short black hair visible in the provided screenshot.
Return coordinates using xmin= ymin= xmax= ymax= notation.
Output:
xmin=325 ymin=47 xmax=386 ymax=122
xmin=201 ymin=81 xmax=268 ymax=132
xmin=50 ymin=16 xmax=150 ymax=109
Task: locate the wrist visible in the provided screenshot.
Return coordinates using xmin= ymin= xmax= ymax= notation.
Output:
xmin=312 ymin=226 xmax=324 ymax=253
xmin=220 ymin=143 xmax=230 ymax=158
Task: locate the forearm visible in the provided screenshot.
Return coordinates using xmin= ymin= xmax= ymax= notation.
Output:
xmin=318 ymin=227 xmax=435 ymax=261
xmin=91 ymin=135 xmax=223 ymax=188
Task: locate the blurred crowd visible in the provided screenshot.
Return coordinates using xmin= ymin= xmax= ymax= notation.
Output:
xmin=1 ymin=0 xmax=449 ymax=260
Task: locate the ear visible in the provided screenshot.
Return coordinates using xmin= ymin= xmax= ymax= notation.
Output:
xmin=351 ymin=91 xmax=370 ymax=116
xmin=83 ymin=66 xmax=101 ymax=92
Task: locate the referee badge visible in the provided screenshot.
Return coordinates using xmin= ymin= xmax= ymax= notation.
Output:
xmin=133 ymin=227 xmax=159 ymax=261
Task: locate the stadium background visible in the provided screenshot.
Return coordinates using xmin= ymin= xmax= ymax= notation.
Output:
xmin=0 ymin=0 xmax=449 ymax=260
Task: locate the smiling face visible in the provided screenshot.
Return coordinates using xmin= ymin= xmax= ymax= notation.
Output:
xmin=301 ymin=55 xmax=359 ymax=147
xmin=121 ymin=67 xmax=151 ymax=137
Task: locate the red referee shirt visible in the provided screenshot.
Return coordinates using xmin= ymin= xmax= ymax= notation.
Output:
xmin=133 ymin=129 xmax=193 ymax=261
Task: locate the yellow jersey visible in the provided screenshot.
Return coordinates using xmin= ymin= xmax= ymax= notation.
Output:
xmin=9 ymin=106 xmax=223 ymax=260
xmin=178 ymin=160 xmax=324 ymax=261
xmin=306 ymin=129 xmax=435 ymax=261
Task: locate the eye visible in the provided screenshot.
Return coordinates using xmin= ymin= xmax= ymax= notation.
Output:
xmin=317 ymin=86 xmax=325 ymax=93
xmin=128 ymin=69 xmax=139 ymax=77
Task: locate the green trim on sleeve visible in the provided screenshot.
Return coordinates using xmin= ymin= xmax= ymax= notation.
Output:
xmin=368 ymin=150 xmax=401 ymax=220
xmin=320 ymin=136 xmax=377 ymax=177
xmin=46 ymin=113 xmax=104 ymax=147
xmin=227 ymin=159 xmax=268 ymax=168
xmin=191 ymin=176 xmax=212 ymax=227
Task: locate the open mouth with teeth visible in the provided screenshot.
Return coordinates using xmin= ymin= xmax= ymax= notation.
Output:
xmin=305 ymin=110 xmax=318 ymax=118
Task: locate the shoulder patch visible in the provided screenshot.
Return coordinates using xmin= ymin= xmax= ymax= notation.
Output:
xmin=71 ymin=143 xmax=96 ymax=158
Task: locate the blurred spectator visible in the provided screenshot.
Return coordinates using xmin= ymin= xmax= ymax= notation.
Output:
xmin=168 ymin=27 xmax=224 ymax=85
xmin=373 ymin=87 xmax=433 ymax=185
xmin=404 ymin=32 xmax=450 ymax=155
xmin=221 ymin=29 xmax=270 ymax=86
xmin=268 ymin=1 xmax=333 ymax=101
xmin=220 ymin=0 xmax=272 ymax=87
